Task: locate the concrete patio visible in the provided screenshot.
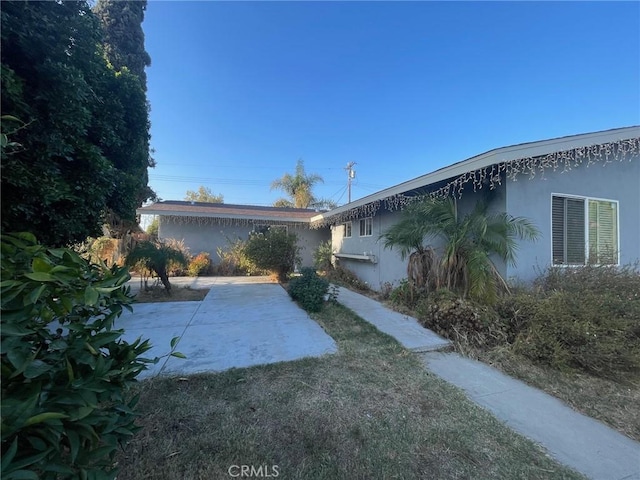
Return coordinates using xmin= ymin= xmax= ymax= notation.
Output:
xmin=117 ymin=276 xmax=337 ymax=378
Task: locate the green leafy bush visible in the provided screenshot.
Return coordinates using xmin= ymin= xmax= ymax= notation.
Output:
xmin=243 ymin=228 xmax=300 ymax=282
xmin=188 ymin=252 xmax=212 ymax=277
xmin=1 ymin=233 xmax=155 ymax=479
xmin=288 ymin=267 xmax=329 ymax=312
xmin=313 ymin=240 xmax=333 ymax=272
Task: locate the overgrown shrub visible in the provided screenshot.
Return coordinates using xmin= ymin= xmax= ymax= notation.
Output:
xmin=499 ymin=265 xmax=640 ymax=380
xmin=163 ymin=238 xmax=191 ymax=277
xmin=288 ymin=267 xmax=329 ymax=312
xmin=313 ymin=240 xmax=333 ymax=272
xmin=510 ymin=290 xmax=640 ymax=379
xmin=415 ymin=289 xmax=503 ymax=348
xmin=213 ymin=238 xmax=266 ymax=276
xmin=389 ymin=279 xmax=419 ymax=308
xmin=188 ymin=252 xmax=212 ymax=276
xmin=0 ymin=233 xmax=158 ymax=478
xmin=326 ymin=265 xmax=370 ymax=292
xmin=243 ymin=228 xmax=300 ymax=282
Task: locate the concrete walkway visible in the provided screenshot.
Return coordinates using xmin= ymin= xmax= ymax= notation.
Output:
xmin=336 ymin=287 xmax=640 ymax=480
xmin=118 ymin=277 xmax=337 ymax=378
xmin=335 ymin=286 xmax=451 ymax=352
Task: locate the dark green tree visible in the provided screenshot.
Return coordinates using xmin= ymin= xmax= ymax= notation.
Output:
xmin=93 ymin=0 xmax=155 ymax=234
xmin=93 ymin=0 xmax=151 ymax=88
xmin=0 ymin=1 xmax=154 ymax=246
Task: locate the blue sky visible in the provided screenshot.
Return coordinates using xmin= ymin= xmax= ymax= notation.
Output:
xmin=142 ymin=1 xmax=640 ymax=207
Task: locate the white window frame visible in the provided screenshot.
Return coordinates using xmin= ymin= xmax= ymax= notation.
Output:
xmin=343 ymin=222 xmax=352 ymax=238
xmin=550 ymin=193 xmax=620 ymax=267
xmin=359 ymin=217 xmax=373 ymax=237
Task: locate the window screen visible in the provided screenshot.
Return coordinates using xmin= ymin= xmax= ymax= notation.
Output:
xmin=552 ymin=195 xmax=618 ymax=266
xmin=359 ymin=217 xmax=372 ymax=237
xmin=588 ymin=200 xmax=618 ymax=265
xmin=344 ymin=222 xmax=352 ymax=238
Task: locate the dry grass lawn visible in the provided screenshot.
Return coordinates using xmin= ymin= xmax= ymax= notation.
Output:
xmin=114 ymin=303 xmax=584 ymax=480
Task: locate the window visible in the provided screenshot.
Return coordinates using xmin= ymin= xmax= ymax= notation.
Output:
xmin=343 ymin=222 xmax=352 ymax=238
xmin=359 ymin=217 xmax=372 ymax=237
xmin=552 ymin=195 xmax=618 ymax=266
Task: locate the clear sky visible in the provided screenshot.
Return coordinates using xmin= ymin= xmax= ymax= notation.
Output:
xmin=142 ymin=1 xmax=640 ymax=207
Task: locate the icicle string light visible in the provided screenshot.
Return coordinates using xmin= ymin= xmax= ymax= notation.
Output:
xmin=164 ymin=215 xmax=310 ymax=229
xmin=311 ymin=137 xmax=639 ymax=228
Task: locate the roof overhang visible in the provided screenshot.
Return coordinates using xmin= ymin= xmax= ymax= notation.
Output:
xmin=313 ymin=126 xmax=640 ymax=227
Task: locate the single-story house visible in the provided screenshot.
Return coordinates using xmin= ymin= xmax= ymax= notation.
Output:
xmin=136 ymin=202 xmax=330 ymax=268
xmin=314 ymin=126 xmax=639 ymax=289
xmin=138 ymin=126 xmax=639 ymax=290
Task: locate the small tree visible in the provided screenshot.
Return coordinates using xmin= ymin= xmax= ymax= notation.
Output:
xmin=185 ymin=186 xmax=224 ymax=203
xmin=243 ymin=228 xmax=300 ymax=282
xmin=125 ymin=241 xmax=187 ymax=293
xmin=381 ymin=197 xmax=539 ymax=304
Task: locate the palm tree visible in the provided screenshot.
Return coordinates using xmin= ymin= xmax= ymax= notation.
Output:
xmin=380 ymin=197 xmax=539 ymax=303
xmin=125 ymin=241 xmax=187 ymax=293
xmin=271 ymin=159 xmax=326 ymax=209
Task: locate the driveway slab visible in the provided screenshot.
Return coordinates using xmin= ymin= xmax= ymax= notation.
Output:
xmin=117 ymin=277 xmax=337 ymax=378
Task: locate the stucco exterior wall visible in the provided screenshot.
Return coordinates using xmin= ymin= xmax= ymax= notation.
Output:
xmin=159 ymin=217 xmax=330 ymax=268
xmin=505 ymin=156 xmax=640 ymax=282
xmin=331 ymin=210 xmax=408 ymax=290
xmin=329 ymin=182 xmax=511 ymax=291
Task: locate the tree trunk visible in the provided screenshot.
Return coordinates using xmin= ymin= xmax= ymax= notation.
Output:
xmin=156 ymin=267 xmax=172 ymax=294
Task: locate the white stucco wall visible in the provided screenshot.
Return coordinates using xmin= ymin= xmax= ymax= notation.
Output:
xmin=505 ymin=155 xmax=640 ymax=282
xmin=159 ymin=217 xmax=330 ymax=268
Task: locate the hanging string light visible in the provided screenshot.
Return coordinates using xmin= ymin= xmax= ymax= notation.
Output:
xmin=311 ymin=137 xmax=639 ymax=229
xmin=163 ymin=215 xmax=310 ymax=229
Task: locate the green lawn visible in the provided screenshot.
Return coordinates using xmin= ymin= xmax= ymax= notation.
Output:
xmin=115 ymin=303 xmax=584 ymax=480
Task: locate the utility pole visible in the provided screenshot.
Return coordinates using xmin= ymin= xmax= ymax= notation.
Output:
xmin=345 ymin=162 xmax=356 ymax=203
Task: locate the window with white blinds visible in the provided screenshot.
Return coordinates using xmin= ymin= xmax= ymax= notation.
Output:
xmin=551 ymin=195 xmax=618 ymax=266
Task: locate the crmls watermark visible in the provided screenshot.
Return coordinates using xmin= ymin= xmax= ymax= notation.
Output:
xmin=228 ymin=465 xmax=280 ymax=478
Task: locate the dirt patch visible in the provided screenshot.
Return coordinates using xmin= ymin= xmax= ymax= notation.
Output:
xmin=134 ymin=286 xmax=209 ymax=303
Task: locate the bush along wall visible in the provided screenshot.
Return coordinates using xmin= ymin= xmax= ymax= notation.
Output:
xmin=288 ymin=267 xmax=329 ymax=313
xmin=1 ymin=233 xmax=157 ymax=479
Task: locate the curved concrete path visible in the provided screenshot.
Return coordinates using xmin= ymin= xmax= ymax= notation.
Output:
xmin=118 ymin=277 xmax=337 ymax=379
xmin=335 ymin=286 xmax=640 ymax=480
